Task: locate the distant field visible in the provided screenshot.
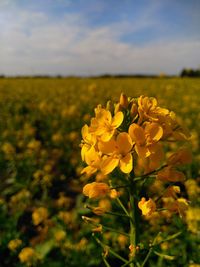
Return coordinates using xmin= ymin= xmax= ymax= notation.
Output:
xmin=0 ymin=77 xmax=199 ymax=267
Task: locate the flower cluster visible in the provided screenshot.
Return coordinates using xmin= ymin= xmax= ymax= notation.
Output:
xmin=81 ymin=94 xmax=190 ymax=178
xmin=81 ymin=94 xmax=192 ymax=217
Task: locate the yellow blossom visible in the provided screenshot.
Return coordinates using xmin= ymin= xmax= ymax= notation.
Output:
xmin=18 ymin=247 xmax=36 ymax=264
xmin=119 ymin=93 xmax=129 ymax=108
xmin=2 ymin=142 xmax=15 ymax=155
xmin=54 ymin=229 xmax=66 ymax=242
xmin=8 ymin=239 xmax=22 ymax=252
xmin=167 ymin=148 xmax=192 ymax=166
xmin=138 ymin=197 xmax=156 ymax=216
xmin=110 ymin=189 xmax=119 ymax=199
xmin=128 ymin=122 xmax=163 ymax=158
xmin=138 ymin=95 xmax=169 ymax=123
xmin=98 ymin=198 xmax=112 ymax=211
xmin=81 ymin=124 xmax=96 ymax=161
xmin=92 ymin=206 xmax=106 ymax=215
xmin=83 ymin=182 xmax=110 ymax=198
xmin=157 ymin=166 xmax=185 ymax=182
xmin=118 ymin=234 xmax=128 ymax=249
xmin=32 ymin=207 xmax=48 ymax=225
xmin=81 ymin=146 xmax=102 ymax=176
xmin=164 ymin=197 xmax=189 ymax=217
xmin=89 ymin=105 xmax=123 ymax=142
xmin=99 ymin=132 xmax=133 ymax=174
xmin=164 ymin=186 xmax=181 ymax=198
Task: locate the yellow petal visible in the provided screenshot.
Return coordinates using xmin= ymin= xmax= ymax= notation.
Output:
xmin=81 ymin=124 xmax=89 ymax=140
xmin=157 ymin=167 xmax=186 ymax=182
xmin=101 ymin=130 xmax=115 ymax=142
xmin=81 ymin=144 xmax=89 ymax=161
xmin=119 ymin=153 xmax=133 ymax=173
xmin=85 ymin=146 xmax=100 ymax=166
xmin=117 ymin=132 xmax=133 ymax=154
xmin=128 ymin=124 xmax=145 ymax=145
xmin=98 ymin=139 xmax=117 ymax=154
xmin=145 ymin=122 xmax=163 ymax=143
xmin=111 ymin=111 xmax=124 ymax=128
xmin=101 ymin=157 xmax=119 ymax=175
xmin=167 ymin=148 xmax=192 ymax=166
xmin=81 ymin=166 xmax=97 ymax=176
xmin=135 ymin=144 xmax=150 ymax=158
xmin=83 ymin=182 xmax=110 ymax=198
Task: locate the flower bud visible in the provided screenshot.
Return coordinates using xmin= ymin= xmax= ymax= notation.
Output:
xmin=119 ymin=93 xmax=129 ymax=108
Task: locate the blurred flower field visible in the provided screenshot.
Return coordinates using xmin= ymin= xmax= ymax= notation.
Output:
xmin=0 ymin=77 xmax=200 ymax=267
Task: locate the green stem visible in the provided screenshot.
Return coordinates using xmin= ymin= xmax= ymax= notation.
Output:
xmin=129 ymin=178 xmax=139 ymax=267
xmin=134 ymin=164 xmax=168 ymax=182
xmin=102 ymin=225 xmax=129 ymax=237
xmin=102 ymin=256 xmax=111 ymax=267
xmin=105 ymin=211 xmax=131 ymax=218
xmin=141 ymin=232 xmax=161 ymax=267
xmin=116 ymin=197 xmax=130 ymax=217
xmin=94 ymin=236 xmax=129 ymax=264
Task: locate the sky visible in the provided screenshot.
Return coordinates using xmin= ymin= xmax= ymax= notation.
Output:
xmin=0 ymin=0 xmax=200 ymax=76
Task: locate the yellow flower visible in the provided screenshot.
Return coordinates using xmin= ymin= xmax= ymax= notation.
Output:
xmin=99 ymin=132 xmax=133 ymax=174
xmin=90 ymin=105 xmax=123 ymax=142
xmin=164 ymin=198 xmax=189 ymax=217
xmin=118 ymin=234 xmax=128 ymax=249
xmin=138 ymin=197 xmax=156 ymax=216
xmin=92 ymin=206 xmax=106 ymax=215
xmin=32 ymin=207 xmax=48 ymax=225
xmin=119 ymin=93 xmax=129 ymax=108
xmin=83 ymin=182 xmax=110 ymax=198
xmin=27 ymin=139 xmax=41 ymax=151
xmin=110 ymin=189 xmax=119 ymax=199
xmin=18 ymin=247 xmax=35 ymax=264
xmin=157 ymin=166 xmax=185 ymax=182
xmin=98 ymin=198 xmax=112 ymax=211
xmin=167 ymin=148 xmax=192 ymax=166
xmin=2 ymin=142 xmax=15 ymax=155
xmin=81 ymin=124 xmax=96 ymax=161
xmin=164 ymin=186 xmax=181 ymax=198
xmin=128 ymin=122 xmax=163 ymax=158
xmin=138 ymin=95 xmax=169 ymax=123
xmin=54 ymin=230 xmax=66 ymax=242
xmin=81 ymin=146 xmax=102 ymax=176
xmin=185 ymin=179 xmax=200 ymax=199
xmin=8 ymin=239 xmax=22 ymax=252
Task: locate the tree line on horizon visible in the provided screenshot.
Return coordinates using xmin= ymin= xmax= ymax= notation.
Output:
xmin=0 ymin=68 xmax=200 ymax=78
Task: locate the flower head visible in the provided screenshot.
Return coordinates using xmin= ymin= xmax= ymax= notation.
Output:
xmin=138 ymin=197 xmax=156 ymax=216
xmin=89 ymin=105 xmax=123 ymax=142
xmin=83 ymin=182 xmax=110 ymax=198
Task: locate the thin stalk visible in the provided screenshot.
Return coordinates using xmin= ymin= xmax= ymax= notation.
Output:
xmin=94 ymin=236 xmax=129 ymax=264
xmin=141 ymin=232 xmax=161 ymax=267
xmin=128 ymin=177 xmax=139 ymax=267
xmin=134 ymin=165 xmax=168 ymax=182
xmin=116 ymin=197 xmax=130 ymax=217
xmin=102 ymin=256 xmax=111 ymax=267
xmin=122 ymin=259 xmax=141 ymax=267
xmin=86 ymin=205 xmax=130 ymax=218
xmin=105 ymin=211 xmax=131 ymax=218
xmin=102 ymin=225 xmax=129 ymax=237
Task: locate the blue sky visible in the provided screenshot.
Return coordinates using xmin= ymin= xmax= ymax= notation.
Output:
xmin=0 ymin=0 xmax=199 ymax=75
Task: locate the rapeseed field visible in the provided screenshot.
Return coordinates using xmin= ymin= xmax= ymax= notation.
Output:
xmin=0 ymin=77 xmax=199 ymax=267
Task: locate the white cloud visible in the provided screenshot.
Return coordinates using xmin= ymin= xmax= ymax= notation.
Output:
xmin=0 ymin=5 xmax=199 ymax=75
